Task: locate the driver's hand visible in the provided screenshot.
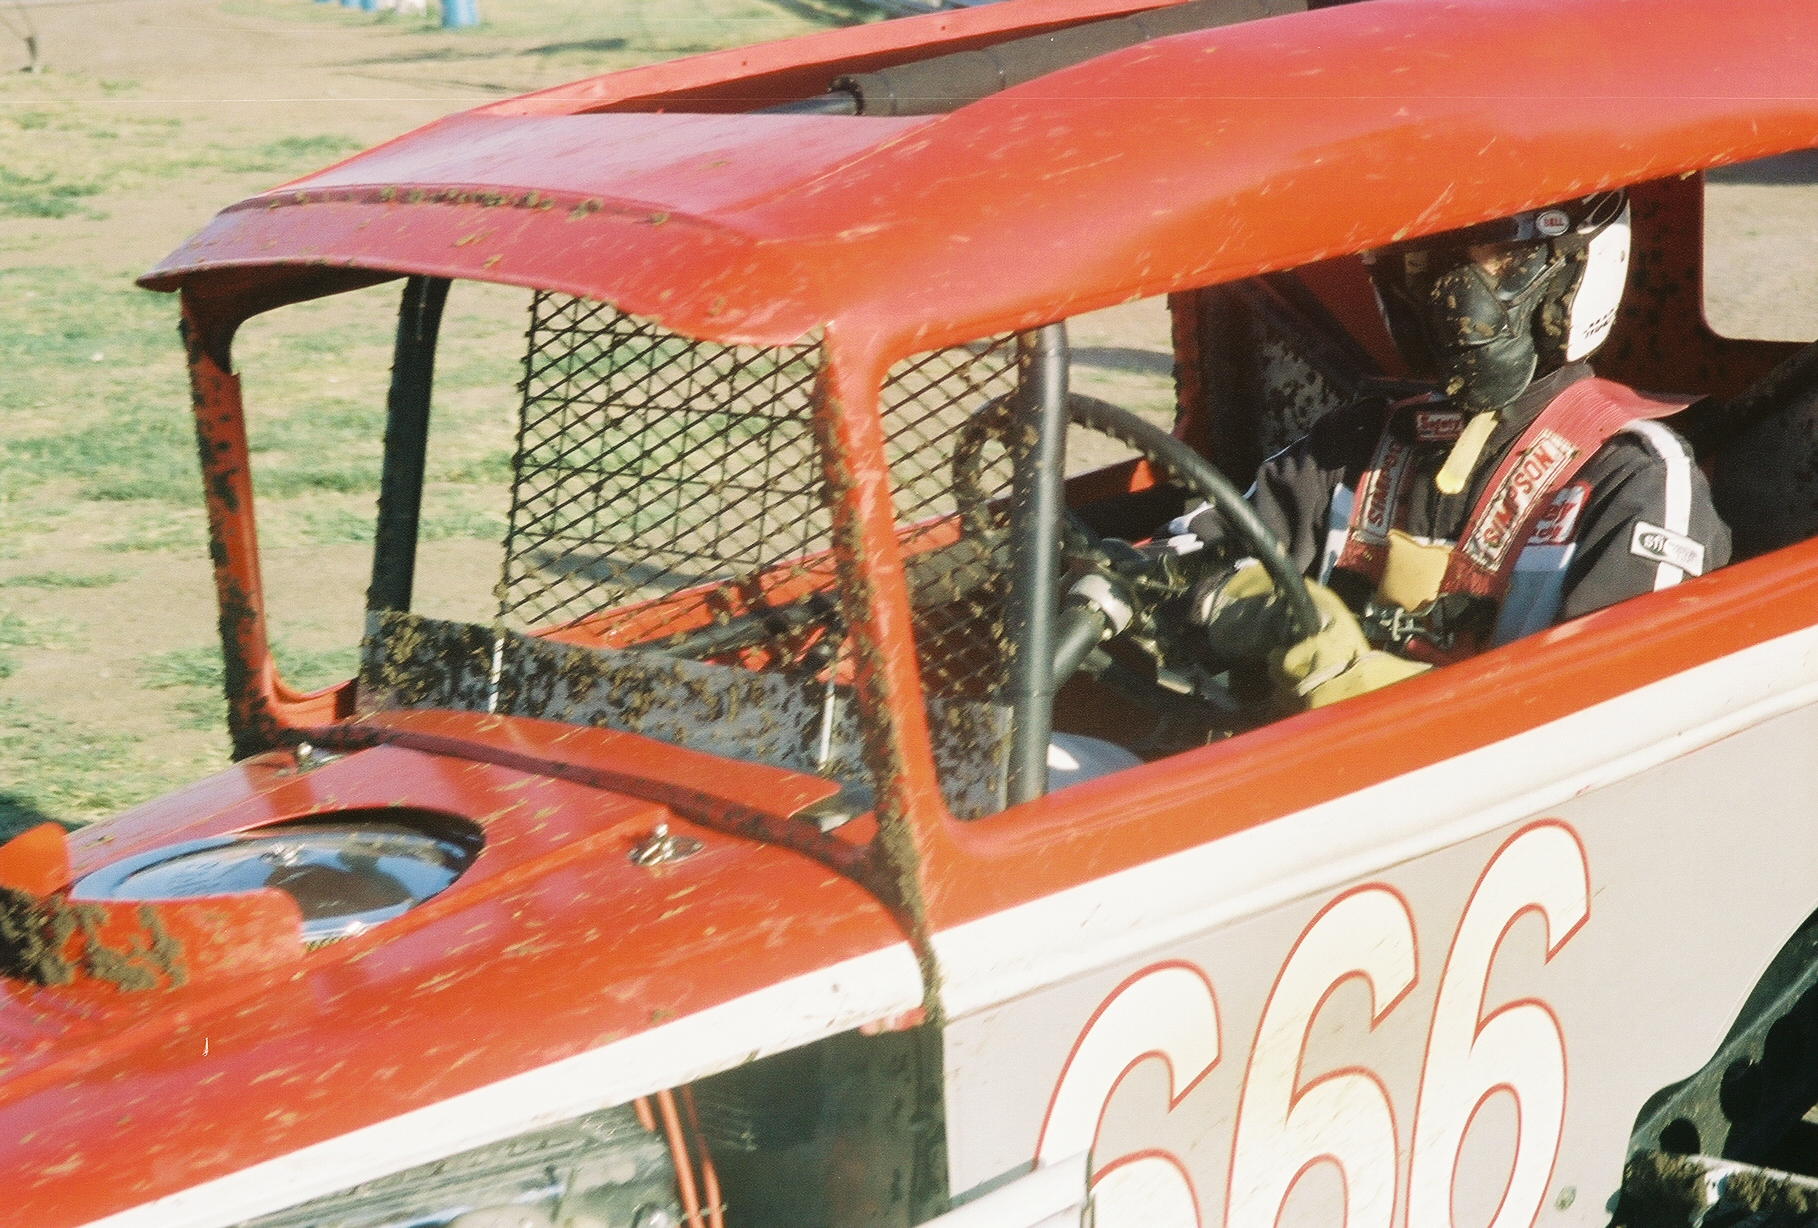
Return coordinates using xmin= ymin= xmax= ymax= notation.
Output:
xmin=1189 ymin=559 xmax=1287 ymax=663
xmin=1280 ymin=585 xmax=1429 ymax=708
xmin=1193 ymin=562 xmax=1428 ymax=710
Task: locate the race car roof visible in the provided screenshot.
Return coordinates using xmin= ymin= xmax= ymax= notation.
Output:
xmin=143 ymin=0 xmax=1818 ymax=363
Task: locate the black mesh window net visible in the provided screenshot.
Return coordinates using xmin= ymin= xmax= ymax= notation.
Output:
xmin=366 ymin=292 xmax=1030 ymax=817
xmin=880 ymin=337 xmax=1023 ymax=705
xmin=499 ymin=293 xmax=832 ymax=646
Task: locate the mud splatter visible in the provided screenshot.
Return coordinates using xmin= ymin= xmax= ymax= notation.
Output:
xmin=0 ymin=891 xmax=189 ymax=991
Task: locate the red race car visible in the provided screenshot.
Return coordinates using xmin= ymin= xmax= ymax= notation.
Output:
xmin=6 ymin=0 xmax=1818 ymax=1224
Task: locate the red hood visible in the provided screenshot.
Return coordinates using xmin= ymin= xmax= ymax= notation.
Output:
xmin=0 ymin=718 xmax=919 ymax=1227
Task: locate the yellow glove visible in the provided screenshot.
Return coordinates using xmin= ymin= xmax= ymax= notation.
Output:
xmin=1203 ymin=563 xmax=1428 ymax=710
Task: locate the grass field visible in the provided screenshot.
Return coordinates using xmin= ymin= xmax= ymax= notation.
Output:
xmin=0 ymin=0 xmax=872 ymax=832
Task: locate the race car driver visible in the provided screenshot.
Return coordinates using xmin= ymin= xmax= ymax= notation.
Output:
xmin=1179 ymin=191 xmax=1731 ymax=708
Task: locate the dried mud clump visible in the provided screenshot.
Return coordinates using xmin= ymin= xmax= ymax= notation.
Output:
xmin=1617 ymin=1151 xmax=1708 ymax=1228
xmin=0 ymin=886 xmax=73 ymax=985
xmin=1619 ymin=1151 xmax=1818 ymax=1228
xmin=0 ymin=890 xmax=188 ymax=991
xmin=1723 ymin=1167 xmax=1818 ymax=1221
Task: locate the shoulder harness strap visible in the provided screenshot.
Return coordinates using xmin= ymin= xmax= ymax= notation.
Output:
xmin=1336 ymin=379 xmax=1690 ymax=660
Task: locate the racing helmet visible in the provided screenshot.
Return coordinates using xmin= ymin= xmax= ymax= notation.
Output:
xmin=1365 ymin=191 xmax=1631 ymax=411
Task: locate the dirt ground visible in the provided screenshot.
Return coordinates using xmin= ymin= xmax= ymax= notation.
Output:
xmin=0 ymin=1 xmax=481 ymax=827
xmin=0 ymin=0 xmax=1814 ymax=831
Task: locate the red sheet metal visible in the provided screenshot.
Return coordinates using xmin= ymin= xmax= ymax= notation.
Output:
xmin=144 ymin=0 xmax=1818 ymax=361
xmin=0 ymin=824 xmax=70 ymax=897
xmin=0 ymin=738 xmax=910 ymax=1226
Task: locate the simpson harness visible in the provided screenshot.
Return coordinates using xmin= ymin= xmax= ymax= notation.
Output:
xmin=1327 ymin=377 xmax=1692 ymax=662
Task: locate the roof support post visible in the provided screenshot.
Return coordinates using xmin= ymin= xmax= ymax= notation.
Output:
xmin=368 ymin=276 xmax=450 ymax=616
xmin=1004 ymin=323 xmax=1069 ymax=806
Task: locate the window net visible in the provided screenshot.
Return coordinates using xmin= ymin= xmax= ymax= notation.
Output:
xmin=363 ymin=294 xmax=1031 ymax=816
xmin=496 ymin=294 xmax=1025 ymax=706
xmin=879 ymin=337 xmax=1024 ymax=705
xmin=498 ymin=293 xmax=831 ymax=652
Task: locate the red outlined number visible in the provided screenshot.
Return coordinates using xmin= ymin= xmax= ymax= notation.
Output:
xmin=1406 ymin=822 xmax=1591 ymax=1228
xmin=1040 ymin=822 xmax=1590 ymax=1227
xmin=1226 ymin=887 xmax=1418 ymax=1228
xmin=1037 ymin=962 xmax=1220 ymax=1225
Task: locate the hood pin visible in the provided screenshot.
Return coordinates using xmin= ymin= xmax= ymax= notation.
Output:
xmin=630 ymin=822 xmax=702 ymax=868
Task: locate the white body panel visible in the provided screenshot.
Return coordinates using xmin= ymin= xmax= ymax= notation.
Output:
xmin=937 ymin=626 xmax=1818 ymax=1224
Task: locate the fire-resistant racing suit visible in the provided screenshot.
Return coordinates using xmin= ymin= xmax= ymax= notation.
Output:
xmin=1182 ymin=362 xmax=1731 ymax=655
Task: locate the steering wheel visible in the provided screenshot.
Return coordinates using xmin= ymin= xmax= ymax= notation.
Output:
xmin=655 ymin=392 xmax=1320 ymax=683
xmin=953 ymin=392 xmax=1322 ymax=655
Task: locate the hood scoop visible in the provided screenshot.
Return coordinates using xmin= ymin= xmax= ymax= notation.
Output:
xmin=71 ymin=812 xmax=482 ymax=947
xmin=0 ymin=810 xmax=482 ymax=992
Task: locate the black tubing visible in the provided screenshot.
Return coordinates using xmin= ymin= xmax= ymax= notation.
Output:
xmin=764 ymin=92 xmax=859 ymax=116
xmin=817 ymin=0 xmax=1304 ymax=118
xmin=1051 ymin=602 xmax=1114 ymax=684
xmin=1004 ymin=325 xmax=1072 ymax=805
xmin=646 ymin=593 xmax=841 ymax=659
xmin=368 ymin=276 xmax=450 ymax=614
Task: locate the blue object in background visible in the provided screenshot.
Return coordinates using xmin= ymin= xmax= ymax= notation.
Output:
xmin=442 ymin=0 xmax=479 ymax=27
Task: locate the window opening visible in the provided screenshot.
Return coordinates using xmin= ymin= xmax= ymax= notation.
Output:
xmin=358 ymin=294 xmax=1036 ymax=819
xmin=1704 ymin=150 xmax=1818 ymax=342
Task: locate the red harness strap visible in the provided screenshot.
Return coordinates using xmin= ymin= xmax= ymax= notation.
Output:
xmin=1332 ymin=411 xmax=1422 ymax=584
xmin=1334 ymin=378 xmax=1691 ymax=656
